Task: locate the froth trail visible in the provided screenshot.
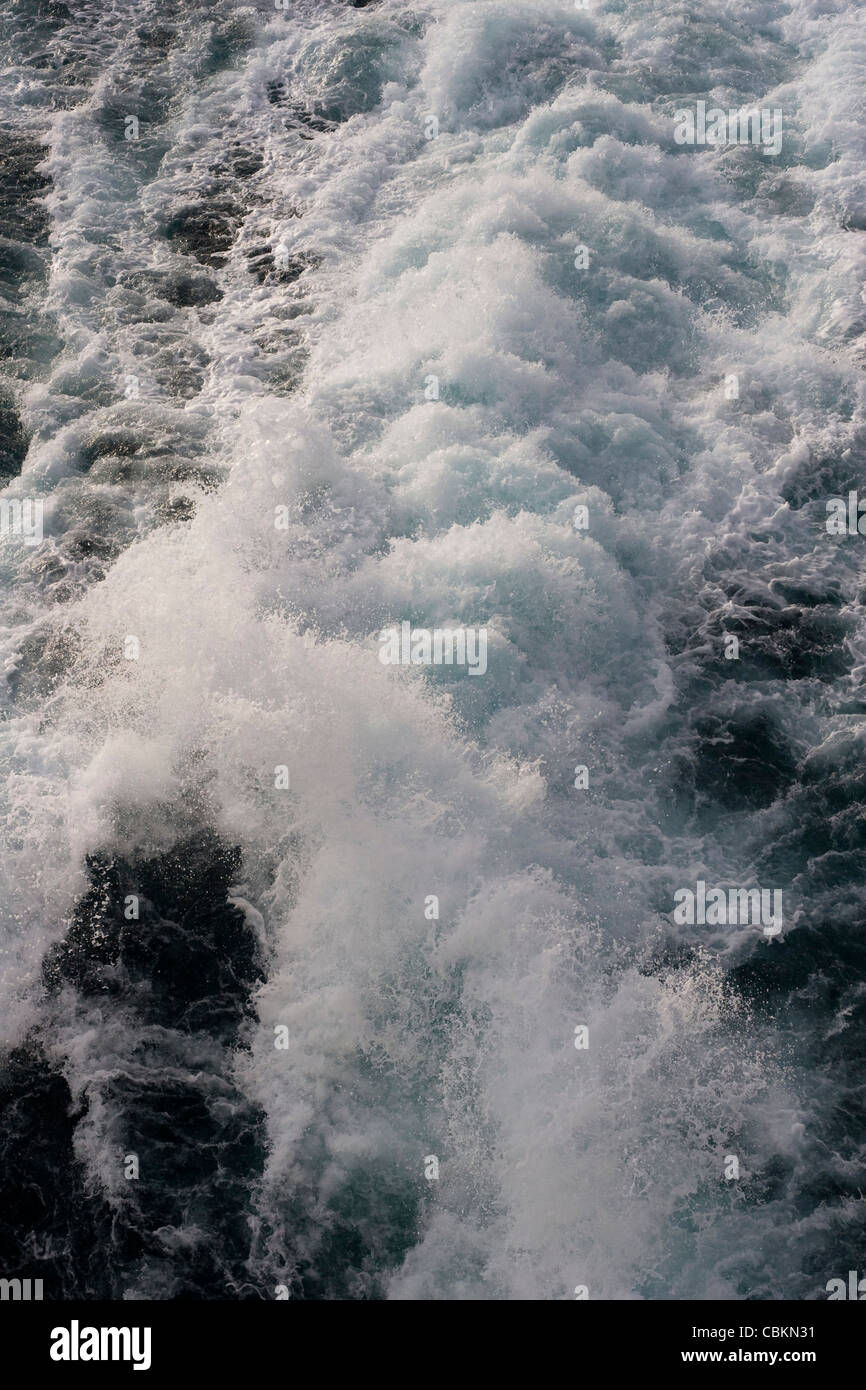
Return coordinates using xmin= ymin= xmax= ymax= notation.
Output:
xmin=0 ymin=0 xmax=864 ymax=1300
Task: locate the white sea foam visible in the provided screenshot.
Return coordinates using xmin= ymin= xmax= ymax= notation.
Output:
xmin=1 ymin=0 xmax=864 ymax=1296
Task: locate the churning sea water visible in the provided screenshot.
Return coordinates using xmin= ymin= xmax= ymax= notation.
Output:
xmin=0 ymin=0 xmax=864 ymax=1300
